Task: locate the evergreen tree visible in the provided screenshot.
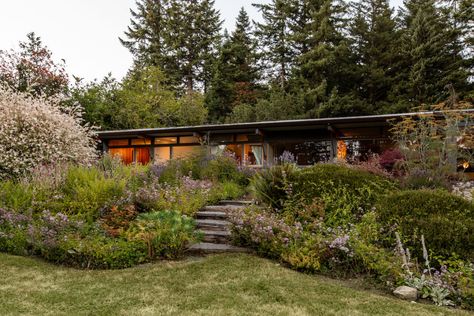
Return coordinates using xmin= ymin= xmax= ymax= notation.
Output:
xmin=121 ymin=0 xmax=222 ymax=94
xmin=394 ymin=0 xmax=469 ymax=107
xmin=206 ymin=8 xmax=260 ymax=122
xmin=254 ymin=0 xmax=294 ymax=89
xmin=291 ymin=0 xmax=352 ymax=116
xmin=162 ymin=0 xmax=222 ymax=93
xmin=349 ymin=0 xmax=399 ymax=112
xmin=120 ymin=0 xmax=168 ymax=67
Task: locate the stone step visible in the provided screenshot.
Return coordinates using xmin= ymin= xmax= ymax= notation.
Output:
xmin=188 ymin=242 xmax=249 ymax=254
xmin=201 ymin=205 xmax=245 ymax=213
xmin=196 ymin=219 xmax=230 ymax=231
xmin=196 ymin=210 xmax=228 ymax=220
xmin=199 ymin=230 xmax=232 ymax=243
xmin=219 ymin=200 xmax=253 ymax=207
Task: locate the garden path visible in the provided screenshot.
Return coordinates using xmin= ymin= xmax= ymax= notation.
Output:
xmin=188 ymin=200 xmax=252 ymax=254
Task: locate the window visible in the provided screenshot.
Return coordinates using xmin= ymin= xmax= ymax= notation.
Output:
xmin=179 ymin=136 xmax=200 ymax=144
xmin=134 ymin=147 xmax=151 ymax=164
xmin=155 ymin=137 xmax=177 ymax=145
xmin=173 ymin=146 xmax=201 ymax=159
xmin=154 ymin=147 xmax=171 ymax=163
xmin=274 ymin=141 xmax=332 ymax=165
xmin=108 ymin=139 xmax=129 ymax=147
xmin=109 ymin=148 xmax=133 ymax=164
xmin=131 ymin=138 xmax=151 ymax=145
xmin=244 ymin=144 xmax=264 ymax=166
xmin=210 ymin=144 xmax=243 ymax=163
xmin=210 ymin=134 xmax=233 ymax=144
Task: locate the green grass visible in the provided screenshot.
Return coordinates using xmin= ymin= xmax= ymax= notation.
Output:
xmin=0 ymin=253 xmax=471 ymax=316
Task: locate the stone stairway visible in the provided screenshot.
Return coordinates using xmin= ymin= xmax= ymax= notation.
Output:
xmin=188 ymin=201 xmax=252 ymax=254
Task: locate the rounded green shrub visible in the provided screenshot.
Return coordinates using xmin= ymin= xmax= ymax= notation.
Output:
xmin=376 ymin=189 xmax=474 ymax=261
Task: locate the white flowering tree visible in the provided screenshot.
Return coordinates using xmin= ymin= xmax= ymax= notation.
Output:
xmin=0 ymin=85 xmax=97 ymax=180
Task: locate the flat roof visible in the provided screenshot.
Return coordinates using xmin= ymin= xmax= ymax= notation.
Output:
xmin=97 ymin=110 xmax=474 ymax=138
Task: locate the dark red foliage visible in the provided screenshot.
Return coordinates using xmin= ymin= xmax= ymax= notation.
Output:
xmin=379 ymin=148 xmax=404 ymax=171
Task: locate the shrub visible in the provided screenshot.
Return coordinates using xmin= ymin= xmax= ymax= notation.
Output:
xmin=0 ymin=181 xmax=34 ymax=213
xmin=251 ymin=163 xmax=299 ymax=211
xmin=99 ymin=204 xmax=138 ymax=237
xmin=54 ymin=165 xmax=127 ymax=220
xmin=379 ymin=148 xmax=404 ymax=172
xmin=133 ymin=176 xmax=213 ymax=215
xmin=0 ymin=85 xmax=97 ymax=180
xmin=377 ymin=189 xmax=474 ymax=261
xmin=292 ymin=164 xmax=397 ymax=226
xmin=0 ymin=208 xmax=31 ymax=255
xmin=126 ymin=211 xmax=200 ymax=259
xmin=49 ymin=235 xmax=147 ymax=269
xmin=401 ymin=168 xmax=450 ymax=190
xmin=228 ymin=206 xmax=303 ymax=258
xmin=207 ymin=181 xmax=246 ymax=205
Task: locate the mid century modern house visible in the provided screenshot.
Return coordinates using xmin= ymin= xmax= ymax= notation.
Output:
xmin=97 ymin=112 xmax=412 ymax=166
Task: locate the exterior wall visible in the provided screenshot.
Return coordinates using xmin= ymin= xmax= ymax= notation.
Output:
xmin=101 ymin=125 xmax=393 ymax=166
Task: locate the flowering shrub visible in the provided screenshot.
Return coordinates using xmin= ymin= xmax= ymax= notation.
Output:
xmin=229 ymin=206 xmax=303 ymax=258
xmin=0 ymin=85 xmax=97 ymax=180
xmin=229 ymin=206 xmax=386 ymax=276
xmin=0 ymin=208 xmax=31 ymax=255
xmin=397 ymin=234 xmax=474 ymax=309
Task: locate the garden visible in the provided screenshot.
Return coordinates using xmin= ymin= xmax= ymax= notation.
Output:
xmin=1 ymin=85 xmax=474 ymax=312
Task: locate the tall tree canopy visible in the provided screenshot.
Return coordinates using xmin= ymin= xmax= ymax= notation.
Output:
xmin=121 ymin=0 xmax=222 ymax=94
xmin=0 ymin=32 xmax=68 ymax=97
xmin=206 ymin=8 xmax=261 ymax=122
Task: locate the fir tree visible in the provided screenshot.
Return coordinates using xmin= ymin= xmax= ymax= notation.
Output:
xmin=121 ymin=0 xmax=222 ymax=94
xmin=292 ymin=0 xmax=352 ymax=116
xmin=120 ymin=0 xmax=168 ymax=66
xmin=349 ymin=0 xmax=399 ymax=112
xmin=254 ymin=0 xmax=294 ymax=89
xmin=396 ymin=0 xmax=469 ymax=106
xmin=206 ymin=8 xmax=260 ymax=122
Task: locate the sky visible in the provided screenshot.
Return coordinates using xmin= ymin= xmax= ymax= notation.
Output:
xmin=0 ymin=0 xmax=403 ymax=82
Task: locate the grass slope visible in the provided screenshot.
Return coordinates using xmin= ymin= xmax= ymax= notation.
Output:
xmin=0 ymin=253 xmax=470 ymax=316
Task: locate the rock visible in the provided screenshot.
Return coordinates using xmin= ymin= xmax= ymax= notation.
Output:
xmin=393 ymin=286 xmax=418 ymax=301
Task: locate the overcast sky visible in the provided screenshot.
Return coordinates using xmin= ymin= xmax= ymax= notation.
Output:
xmin=0 ymin=0 xmax=403 ymax=82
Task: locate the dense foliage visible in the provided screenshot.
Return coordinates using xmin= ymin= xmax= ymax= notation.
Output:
xmin=377 ymin=189 xmax=474 ymax=261
xmin=0 ymin=153 xmax=250 ymax=268
xmin=252 ymin=163 xmax=396 ymax=225
xmin=235 ymin=162 xmax=474 ymax=309
xmin=0 ymin=86 xmax=97 ymax=180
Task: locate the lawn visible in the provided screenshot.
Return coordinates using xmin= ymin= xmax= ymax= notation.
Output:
xmin=0 ymin=253 xmax=471 ymax=316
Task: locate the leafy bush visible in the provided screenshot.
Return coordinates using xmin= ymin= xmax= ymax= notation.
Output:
xmin=0 ymin=181 xmax=34 ymax=213
xmin=0 ymin=85 xmax=97 ymax=180
xmin=251 ymin=163 xmax=299 ymax=211
xmin=48 ymin=235 xmax=147 ymax=269
xmin=126 ymin=211 xmax=200 ymax=259
xmin=379 ymin=148 xmax=404 ymax=172
xmin=0 ymin=208 xmax=31 ymax=255
xmin=377 ymin=189 xmax=474 ymax=261
xmin=44 ymin=165 xmax=127 ymax=220
xmin=99 ymin=204 xmax=138 ymax=237
xmin=401 ymin=168 xmax=450 ymax=190
xmin=253 ymin=163 xmax=396 ymax=225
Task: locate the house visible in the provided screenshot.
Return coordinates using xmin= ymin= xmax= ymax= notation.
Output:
xmin=97 ymin=112 xmax=414 ymax=166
